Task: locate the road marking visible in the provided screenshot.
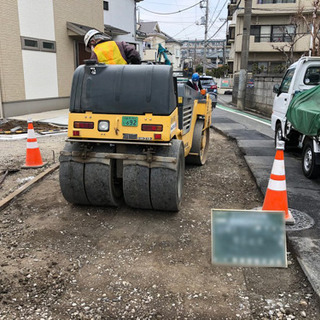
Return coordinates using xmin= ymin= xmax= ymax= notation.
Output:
xmin=216 ymin=104 xmax=271 ymax=126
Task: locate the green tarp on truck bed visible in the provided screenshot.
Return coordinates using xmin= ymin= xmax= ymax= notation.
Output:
xmin=286 ymin=85 xmax=320 ymax=136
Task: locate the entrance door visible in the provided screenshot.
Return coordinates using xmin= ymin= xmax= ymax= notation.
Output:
xmin=77 ymin=42 xmax=91 ymax=66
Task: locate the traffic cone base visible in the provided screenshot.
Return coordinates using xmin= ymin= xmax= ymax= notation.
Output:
xmin=285 ymin=210 xmax=295 ymax=225
xmin=22 ymin=120 xmax=46 ymax=169
xmin=22 ymin=161 xmax=47 ymax=169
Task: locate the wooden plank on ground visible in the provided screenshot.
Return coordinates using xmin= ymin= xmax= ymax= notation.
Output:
xmin=0 ymin=163 xmax=60 ymax=211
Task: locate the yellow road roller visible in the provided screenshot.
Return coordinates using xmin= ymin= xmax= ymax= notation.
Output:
xmin=59 ymin=61 xmax=212 ymax=211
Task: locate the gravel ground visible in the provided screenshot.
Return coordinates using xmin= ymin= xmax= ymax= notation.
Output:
xmin=0 ymin=127 xmax=319 ymax=319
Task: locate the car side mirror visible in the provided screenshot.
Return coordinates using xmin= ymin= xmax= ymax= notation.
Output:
xmin=273 ymin=84 xmax=280 ymax=94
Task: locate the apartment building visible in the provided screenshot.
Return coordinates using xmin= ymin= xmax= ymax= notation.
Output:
xmin=181 ymin=40 xmax=226 ymax=59
xmin=180 ymin=39 xmax=227 ymax=69
xmin=227 ymin=0 xmax=314 ymax=75
xmin=0 ymin=0 xmax=143 ymax=118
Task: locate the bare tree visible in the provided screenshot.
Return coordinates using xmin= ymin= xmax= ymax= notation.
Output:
xmin=296 ymin=0 xmax=320 ymax=56
xmin=271 ymin=18 xmax=305 ymax=66
xmin=272 ymin=1 xmax=320 ymax=65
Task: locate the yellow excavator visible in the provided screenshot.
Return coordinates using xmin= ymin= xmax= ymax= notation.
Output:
xmin=59 ymin=61 xmax=212 ymax=211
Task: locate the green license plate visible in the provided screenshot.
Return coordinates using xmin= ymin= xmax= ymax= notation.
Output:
xmin=122 ymin=116 xmax=138 ymax=127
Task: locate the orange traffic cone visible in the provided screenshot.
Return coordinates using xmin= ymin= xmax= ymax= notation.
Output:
xmin=23 ymin=119 xmax=46 ymax=168
xmin=262 ymin=140 xmax=295 ymax=225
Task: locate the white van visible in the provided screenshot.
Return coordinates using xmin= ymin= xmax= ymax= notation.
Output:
xmin=271 ymin=56 xmax=320 ymax=178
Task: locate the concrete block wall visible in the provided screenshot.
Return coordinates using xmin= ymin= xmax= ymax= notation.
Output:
xmin=233 ymin=73 xmax=283 ymax=117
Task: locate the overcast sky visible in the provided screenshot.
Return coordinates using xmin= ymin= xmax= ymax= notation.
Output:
xmin=137 ymin=0 xmax=228 ymax=41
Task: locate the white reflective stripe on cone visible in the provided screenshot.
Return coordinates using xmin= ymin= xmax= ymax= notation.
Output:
xmin=27 ymin=141 xmax=39 ymax=149
xmin=271 ymin=159 xmax=285 ymax=176
xmin=27 ymin=129 xmax=36 ymax=139
xmin=267 ymin=179 xmax=286 ymax=191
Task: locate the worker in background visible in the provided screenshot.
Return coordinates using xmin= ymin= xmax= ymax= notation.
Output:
xmin=186 ymin=73 xmax=203 ymax=91
xmin=84 ymin=29 xmax=141 ymax=65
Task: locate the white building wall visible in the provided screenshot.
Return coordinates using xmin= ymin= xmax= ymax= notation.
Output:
xmin=18 ymin=0 xmax=55 ymax=40
xmin=22 ymin=51 xmax=59 ymax=100
xmin=166 ymin=43 xmax=182 ymax=71
xmin=104 ymin=0 xmax=136 ymax=43
xmin=143 ymin=49 xmax=158 ymax=61
xmin=18 ymin=0 xmax=58 ymax=99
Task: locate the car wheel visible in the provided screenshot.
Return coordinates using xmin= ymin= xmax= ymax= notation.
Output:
xmin=274 ymin=122 xmax=283 ymax=149
xmin=302 ymin=139 xmax=320 ymax=179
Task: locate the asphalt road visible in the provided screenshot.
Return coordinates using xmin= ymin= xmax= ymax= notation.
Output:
xmin=213 ymin=94 xmax=320 ymax=298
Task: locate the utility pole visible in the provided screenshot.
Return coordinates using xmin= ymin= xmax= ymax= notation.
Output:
xmin=137 ymin=7 xmax=140 ymax=24
xmin=237 ymin=0 xmax=252 ymax=110
xmin=223 ymin=40 xmax=226 ymax=65
xmin=203 ymin=0 xmax=209 ymax=74
xmin=194 ymin=39 xmax=197 ymax=67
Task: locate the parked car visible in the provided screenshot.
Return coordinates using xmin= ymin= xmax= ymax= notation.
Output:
xmin=271 ymin=56 xmax=320 ymax=179
xmin=199 ymin=76 xmax=217 ymax=107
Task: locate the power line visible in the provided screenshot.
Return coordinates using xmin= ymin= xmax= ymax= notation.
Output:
xmin=140 ymin=14 xmax=202 ymax=20
xmin=207 ymin=20 xmax=227 ymax=41
xmin=208 ymin=0 xmax=221 ymax=27
xmin=174 ymin=0 xmax=186 ymax=37
xmin=138 ymin=1 xmax=201 ymax=16
xmin=144 ymin=1 xmax=195 ymax=7
xmin=148 ymin=21 xmax=197 ymax=24
xmin=207 ymin=0 xmax=229 ymax=32
xmin=205 ymin=0 xmax=239 ymax=42
xmin=172 ymin=23 xmax=199 ymax=38
xmin=235 ymin=6 xmax=301 ymax=12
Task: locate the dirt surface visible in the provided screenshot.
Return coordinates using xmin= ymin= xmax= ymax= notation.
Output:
xmin=0 ymin=128 xmax=320 ymax=319
xmin=0 ymin=119 xmax=66 ymax=134
xmin=0 ymin=132 xmax=66 ymax=200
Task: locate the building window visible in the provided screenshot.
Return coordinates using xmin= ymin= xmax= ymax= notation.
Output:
xmin=249 ymin=61 xmax=269 ymax=74
xmin=250 ymin=25 xmax=295 ymax=42
xmin=229 ymin=26 xmax=235 ymax=40
xmin=103 ymin=1 xmax=109 ymax=10
xmin=272 ymin=25 xmax=295 ymax=42
xmin=21 ymin=37 xmax=40 ymax=51
xmin=41 ymin=40 xmax=56 ymax=52
xmin=270 ymin=62 xmax=286 ymax=74
xmin=257 ymin=0 xmax=295 ymax=3
xmin=21 ymin=37 xmax=56 ymax=52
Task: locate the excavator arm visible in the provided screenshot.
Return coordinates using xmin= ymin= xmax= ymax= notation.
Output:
xmin=157 ymin=43 xmax=171 ymax=65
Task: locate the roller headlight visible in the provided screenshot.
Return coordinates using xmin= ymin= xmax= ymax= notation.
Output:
xmin=98 ymin=120 xmax=109 ymax=132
